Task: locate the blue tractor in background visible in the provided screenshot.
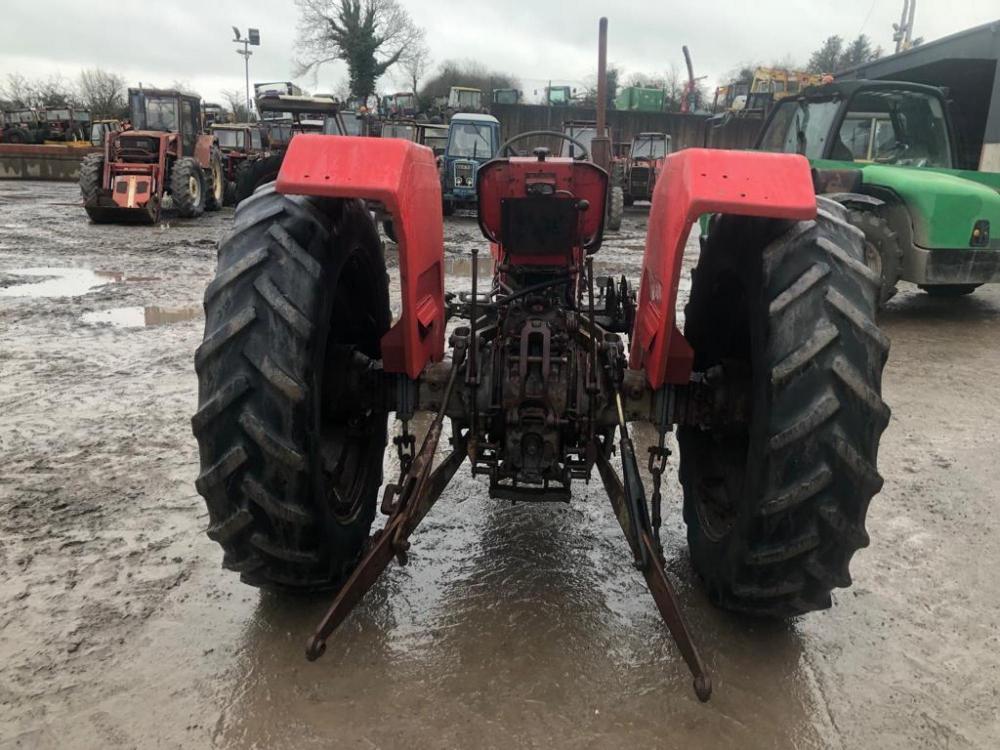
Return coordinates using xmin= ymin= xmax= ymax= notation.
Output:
xmin=440 ymin=113 xmax=500 ymax=215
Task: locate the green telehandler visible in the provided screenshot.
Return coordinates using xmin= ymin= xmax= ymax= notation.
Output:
xmin=757 ymin=80 xmax=1000 ymax=303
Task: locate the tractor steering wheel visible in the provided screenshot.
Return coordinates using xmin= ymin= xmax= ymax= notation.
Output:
xmin=499 ymin=130 xmax=591 ymax=160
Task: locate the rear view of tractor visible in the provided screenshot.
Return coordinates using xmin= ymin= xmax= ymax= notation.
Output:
xmin=623 ymin=132 xmax=671 ymax=205
xmin=79 ymin=89 xmax=223 ymax=224
xmin=193 ymin=19 xmax=890 ymax=702
xmin=232 ymin=94 xmax=343 ymax=206
xmin=211 ymin=123 xmax=269 ymax=205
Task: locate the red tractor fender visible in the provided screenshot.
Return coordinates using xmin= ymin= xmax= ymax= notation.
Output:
xmin=630 ymin=148 xmax=816 ymax=389
xmin=276 ymin=134 xmax=445 ymax=379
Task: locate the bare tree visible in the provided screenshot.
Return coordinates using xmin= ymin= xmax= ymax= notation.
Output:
xmin=34 ymin=74 xmax=75 ymax=107
xmin=400 ymin=35 xmax=431 ymax=95
xmin=221 ymin=89 xmax=250 ymax=122
xmin=1 ymin=73 xmax=35 ymax=107
xmin=78 ymin=68 xmax=127 ymax=118
xmin=294 ymin=0 xmax=422 ymax=101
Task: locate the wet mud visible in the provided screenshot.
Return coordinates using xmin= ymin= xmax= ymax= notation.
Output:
xmin=1 ymin=181 xmax=998 ymax=748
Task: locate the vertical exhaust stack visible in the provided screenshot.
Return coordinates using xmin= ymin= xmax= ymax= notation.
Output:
xmin=592 ymin=17 xmax=612 ymax=173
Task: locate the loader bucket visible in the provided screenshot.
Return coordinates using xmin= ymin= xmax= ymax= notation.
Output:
xmin=84 ymin=197 xmax=159 ymax=225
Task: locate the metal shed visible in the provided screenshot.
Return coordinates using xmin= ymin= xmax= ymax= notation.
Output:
xmin=837 ymin=20 xmax=1000 ymax=171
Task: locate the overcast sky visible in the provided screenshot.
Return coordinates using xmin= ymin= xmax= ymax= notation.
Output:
xmin=1 ymin=1 xmax=998 ymax=105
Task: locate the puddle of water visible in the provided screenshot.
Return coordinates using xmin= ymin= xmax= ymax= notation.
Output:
xmin=0 ymin=267 xmax=124 ymax=299
xmin=80 ymin=305 xmax=202 ymax=328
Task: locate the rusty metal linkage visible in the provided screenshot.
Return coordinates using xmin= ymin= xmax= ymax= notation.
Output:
xmin=306 ymin=337 xmax=469 ymax=661
xmin=595 ymin=342 xmax=713 ymax=703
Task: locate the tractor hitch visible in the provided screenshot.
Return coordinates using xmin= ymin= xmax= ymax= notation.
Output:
xmin=596 ymin=343 xmax=713 ymax=702
xmin=306 ymin=334 xmax=469 ymax=661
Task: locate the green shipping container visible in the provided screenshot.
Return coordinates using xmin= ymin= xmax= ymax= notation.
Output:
xmin=615 ymin=86 xmax=665 ymax=112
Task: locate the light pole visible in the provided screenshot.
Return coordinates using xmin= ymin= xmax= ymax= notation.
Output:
xmin=232 ymin=26 xmax=260 ymax=120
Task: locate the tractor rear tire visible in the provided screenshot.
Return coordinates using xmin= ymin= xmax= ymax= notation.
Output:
xmin=920 ymin=284 xmax=980 ymax=297
xmin=79 ymin=153 xmax=104 ymax=206
xmin=607 ymin=185 xmax=624 ymax=231
xmin=679 ymin=196 xmax=890 ymax=617
xmin=204 ymin=147 xmax=225 ymax=212
xmin=234 ymin=153 xmax=284 ymax=205
xmin=193 ymin=188 xmax=392 ymax=590
xmin=171 ymin=156 xmax=206 ymax=218
xmin=6 ymin=128 xmax=28 ymax=144
xmin=846 ymin=209 xmax=902 ymax=307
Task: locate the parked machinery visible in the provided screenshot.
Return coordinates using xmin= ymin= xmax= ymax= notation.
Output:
xmin=43 ymin=107 xmax=91 ymax=142
xmin=757 ymin=79 xmax=1000 ymax=302
xmin=560 ymin=120 xmax=625 ymax=230
xmin=440 ymin=113 xmax=500 ymax=215
xmin=623 ymin=132 xmax=672 ymax=205
xmin=1 ymin=109 xmax=47 ymax=144
xmin=192 ymin=18 xmax=889 ymax=703
xmin=211 ymin=123 xmax=269 ymax=205
xmin=78 ymin=88 xmax=223 ymax=223
xmin=232 ymin=94 xmax=345 ymax=205
xmin=89 ymin=119 xmax=122 ymax=147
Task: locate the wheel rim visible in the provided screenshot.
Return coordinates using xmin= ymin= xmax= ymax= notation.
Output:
xmin=683 ymin=268 xmax=751 ymax=543
xmin=318 ymin=239 xmax=389 ymax=525
xmin=189 ymin=175 xmax=200 ymax=203
xmin=213 ymin=161 xmax=223 ymax=202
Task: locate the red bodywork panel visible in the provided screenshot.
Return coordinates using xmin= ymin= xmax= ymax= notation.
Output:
xmin=276 ymin=134 xmax=445 ymax=379
xmin=477 ymin=155 xmax=608 ymax=266
xmin=101 ymin=130 xmax=176 ymax=210
xmin=630 ymin=149 xmax=816 ymax=389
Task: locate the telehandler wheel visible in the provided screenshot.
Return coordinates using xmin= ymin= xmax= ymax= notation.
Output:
xmin=607 ymin=185 xmax=624 ymax=231
xmin=845 ymin=209 xmax=902 ymax=307
xmin=204 ymin=147 xmax=225 ymax=212
xmin=79 ymin=153 xmax=104 ymax=206
xmin=171 ymin=156 xmax=206 ymax=218
xmin=679 ymin=196 xmax=890 ymax=617
xmin=193 ymin=187 xmax=392 ymax=590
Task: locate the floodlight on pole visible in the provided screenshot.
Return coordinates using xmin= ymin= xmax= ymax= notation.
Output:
xmin=233 ymin=26 xmax=261 ymax=120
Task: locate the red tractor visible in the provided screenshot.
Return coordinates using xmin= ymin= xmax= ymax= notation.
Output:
xmin=79 ymin=88 xmax=223 ymax=223
xmin=210 ymin=123 xmax=269 ymax=205
xmin=193 ymin=21 xmax=889 ymax=702
xmin=623 ymin=132 xmax=671 ymax=205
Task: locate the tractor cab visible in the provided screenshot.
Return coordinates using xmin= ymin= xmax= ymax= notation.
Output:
xmin=1 ymin=109 xmax=45 ymax=143
xmin=127 ymin=88 xmax=203 ymax=157
xmin=45 ymin=108 xmax=90 ymax=141
xmin=90 ymin=119 xmax=122 ymax=147
xmin=757 ymin=80 xmax=954 ymax=168
xmin=624 ymin=132 xmax=671 ymax=204
xmin=257 ymin=94 xmax=342 ymax=150
xmin=561 ymin=121 xmax=598 ymax=158
xmin=441 ymin=113 xmax=500 ymax=213
xmin=447 ymin=87 xmax=484 ymax=112
xmin=211 ymin=123 xmax=264 ymax=154
xmin=757 ymin=79 xmax=1000 ymax=300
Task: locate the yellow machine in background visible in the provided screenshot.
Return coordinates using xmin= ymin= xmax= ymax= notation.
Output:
xmin=713 ymin=67 xmax=826 ymax=115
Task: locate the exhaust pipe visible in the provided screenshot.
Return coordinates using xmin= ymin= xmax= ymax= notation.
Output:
xmin=592 ymin=17 xmax=611 ymax=172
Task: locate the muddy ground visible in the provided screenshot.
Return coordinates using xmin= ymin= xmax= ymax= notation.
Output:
xmin=1 ymin=180 xmax=998 ymax=749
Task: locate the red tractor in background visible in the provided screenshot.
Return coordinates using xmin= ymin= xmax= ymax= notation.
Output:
xmin=193 ymin=20 xmax=889 ymax=702
xmin=623 ymin=132 xmax=671 ymax=205
xmin=210 ymin=122 xmax=269 ymax=205
xmin=80 ymin=88 xmax=223 ymax=223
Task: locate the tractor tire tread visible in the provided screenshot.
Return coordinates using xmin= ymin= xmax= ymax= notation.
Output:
xmin=193 ymin=191 xmax=390 ymax=591
xmin=681 ymin=195 xmax=890 ymax=617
